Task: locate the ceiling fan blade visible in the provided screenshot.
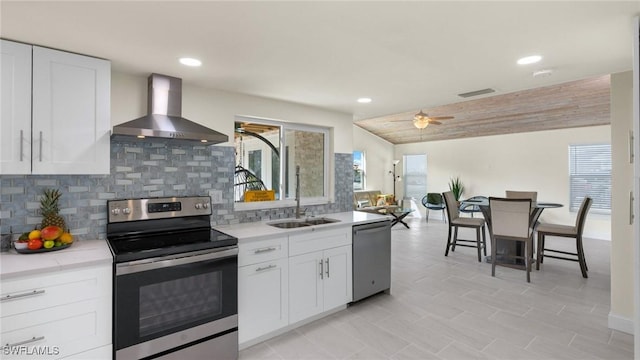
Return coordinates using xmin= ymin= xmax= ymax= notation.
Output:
xmin=429 ymin=120 xmax=443 ymax=125
xmin=428 ymin=116 xmax=454 ymax=120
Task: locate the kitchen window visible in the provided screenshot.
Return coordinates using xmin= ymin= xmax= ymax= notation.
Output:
xmin=234 ymin=116 xmax=330 ymax=208
xmin=568 ymin=143 xmax=611 ymax=213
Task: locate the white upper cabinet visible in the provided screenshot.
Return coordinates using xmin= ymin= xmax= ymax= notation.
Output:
xmin=0 ymin=40 xmax=32 ymax=174
xmin=0 ymin=40 xmax=111 ymax=175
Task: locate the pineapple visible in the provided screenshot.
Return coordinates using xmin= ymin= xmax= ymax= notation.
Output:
xmin=40 ymin=188 xmax=67 ymax=230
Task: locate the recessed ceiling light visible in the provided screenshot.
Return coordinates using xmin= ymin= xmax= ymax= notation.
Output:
xmin=179 ymin=57 xmax=202 ymax=67
xmin=357 ymin=97 xmax=372 ymax=103
xmin=517 ymin=55 xmax=542 ymax=65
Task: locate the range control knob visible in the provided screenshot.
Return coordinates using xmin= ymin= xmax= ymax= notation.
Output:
xmin=195 ymin=203 xmax=203 ymax=210
xmin=111 ymin=208 xmax=120 ymax=215
xmin=123 ymin=208 xmax=131 ymax=215
xmin=203 ymin=203 xmax=209 ymax=209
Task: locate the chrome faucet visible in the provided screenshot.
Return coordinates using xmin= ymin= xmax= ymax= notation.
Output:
xmin=295 ymin=165 xmax=302 ymax=218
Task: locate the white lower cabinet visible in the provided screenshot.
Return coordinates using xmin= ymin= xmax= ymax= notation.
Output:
xmin=289 ymin=245 xmax=352 ymax=324
xmin=238 ymin=237 xmax=289 ymax=344
xmin=238 ymin=257 xmax=288 ymax=344
xmin=238 ymin=226 xmax=353 ymax=346
xmin=0 ymin=264 xmax=112 ymax=359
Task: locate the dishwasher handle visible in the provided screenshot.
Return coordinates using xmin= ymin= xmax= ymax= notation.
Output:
xmin=353 ymin=222 xmax=390 ymax=236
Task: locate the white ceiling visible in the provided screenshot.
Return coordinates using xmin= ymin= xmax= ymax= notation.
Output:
xmin=1 ymin=1 xmax=639 ymax=121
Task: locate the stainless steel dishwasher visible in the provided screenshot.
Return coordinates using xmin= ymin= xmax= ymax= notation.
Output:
xmin=352 ymin=220 xmax=392 ymax=302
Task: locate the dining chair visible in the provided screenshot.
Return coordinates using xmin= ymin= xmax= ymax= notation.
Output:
xmin=535 ymin=197 xmax=592 ymax=278
xmin=459 ymin=195 xmax=488 ymax=218
xmin=489 ymin=197 xmax=534 ymax=282
xmin=421 ymin=193 xmax=446 ymax=222
xmin=443 ymin=191 xmax=486 ymax=262
xmin=506 ymin=190 xmax=539 ymax=229
xmin=505 ymin=190 xmax=538 ymax=202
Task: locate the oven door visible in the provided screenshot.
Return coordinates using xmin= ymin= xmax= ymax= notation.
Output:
xmin=114 ymin=246 xmax=238 ymax=359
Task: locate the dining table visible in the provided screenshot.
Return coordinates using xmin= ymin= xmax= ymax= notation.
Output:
xmin=459 ymin=197 xmax=563 ymax=263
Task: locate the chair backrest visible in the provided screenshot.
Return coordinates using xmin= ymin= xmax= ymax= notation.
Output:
xmin=442 ymin=191 xmax=460 ymax=221
xmin=505 ymin=190 xmax=538 ymax=202
xmin=489 ymin=197 xmax=532 ymax=238
xmin=426 ymin=193 xmax=443 ymax=205
xmin=575 ymin=197 xmax=593 ymax=234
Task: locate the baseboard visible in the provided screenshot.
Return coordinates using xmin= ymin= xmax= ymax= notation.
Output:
xmin=608 ymin=312 xmax=634 ymax=334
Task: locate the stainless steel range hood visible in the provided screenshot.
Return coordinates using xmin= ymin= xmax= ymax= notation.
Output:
xmin=111 ymin=73 xmax=228 ymax=145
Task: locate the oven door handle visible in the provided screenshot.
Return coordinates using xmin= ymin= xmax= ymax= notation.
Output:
xmin=116 ymin=246 xmax=238 ymax=275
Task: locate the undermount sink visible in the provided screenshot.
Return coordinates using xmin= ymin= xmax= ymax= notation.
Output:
xmin=267 ymin=217 xmax=340 ymax=229
xmin=268 ymin=221 xmax=311 ymax=229
xmin=303 ymin=217 xmax=340 ymax=225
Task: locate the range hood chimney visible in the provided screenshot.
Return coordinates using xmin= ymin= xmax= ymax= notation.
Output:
xmin=111 ymin=73 xmax=228 ymax=145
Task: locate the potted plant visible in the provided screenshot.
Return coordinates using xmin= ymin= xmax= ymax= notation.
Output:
xmin=448 ymin=176 xmax=465 ymax=202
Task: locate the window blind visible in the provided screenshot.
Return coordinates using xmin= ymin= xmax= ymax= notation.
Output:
xmin=568 ymin=144 xmax=611 ymax=213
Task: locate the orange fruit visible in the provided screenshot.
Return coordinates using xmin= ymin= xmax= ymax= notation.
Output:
xmin=28 ymin=230 xmax=41 ymax=240
xmin=59 ymin=232 xmax=73 ymax=244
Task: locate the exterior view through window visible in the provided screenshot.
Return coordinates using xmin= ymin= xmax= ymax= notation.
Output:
xmin=353 ymin=150 xmax=364 ymax=190
xmin=403 ymin=154 xmax=427 ymax=202
xmin=234 ymin=117 xmax=329 ymax=204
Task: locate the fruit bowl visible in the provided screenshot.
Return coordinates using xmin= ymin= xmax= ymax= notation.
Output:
xmin=15 ymin=242 xmax=72 ymax=254
xmin=13 ymin=241 xmax=28 ymax=250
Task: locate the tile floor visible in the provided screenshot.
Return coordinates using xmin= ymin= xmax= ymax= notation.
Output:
xmin=239 ymin=216 xmax=634 ymax=359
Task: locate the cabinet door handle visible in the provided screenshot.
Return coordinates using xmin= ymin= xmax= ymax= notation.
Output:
xmin=325 ymin=258 xmax=330 ymax=278
xmin=19 ymin=130 xmax=24 ymax=162
xmin=1 ymin=289 xmax=45 ymax=302
xmin=254 ymin=247 xmax=277 ymax=254
xmin=630 ymin=191 xmax=634 ymax=225
xmin=319 ymin=259 xmax=324 ymax=279
xmin=39 ymin=131 xmax=43 ymax=162
xmin=255 ymin=264 xmax=276 ymax=272
xmin=5 ymin=336 xmax=45 ymax=348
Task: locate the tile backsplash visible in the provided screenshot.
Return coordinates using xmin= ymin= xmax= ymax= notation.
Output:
xmin=0 ymin=140 xmax=353 ymax=244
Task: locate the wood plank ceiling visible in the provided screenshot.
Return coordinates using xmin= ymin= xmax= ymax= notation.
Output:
xmin=354 ymin=75 xmax=611 ymax=145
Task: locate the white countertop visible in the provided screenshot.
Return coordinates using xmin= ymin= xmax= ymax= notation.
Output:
xmin=0 ymin=240 xmax=112 ymax=280
xmin=214 ymin=211 xmax=390 ymax=242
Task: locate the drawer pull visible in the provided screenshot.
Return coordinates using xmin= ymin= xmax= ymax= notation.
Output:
xmin=255 ymin=264 xmax=277 ymax=272
xmin=254 ymin=247 xmax=277 ymax=254
xmin=6 ymin=336 xmax=45 ymax=348
xmin=1 ymin=289 xmax=46 ymax=302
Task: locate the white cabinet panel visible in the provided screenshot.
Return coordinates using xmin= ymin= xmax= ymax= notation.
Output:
xmin=323 ymin=245 xmax=352 ymax=310
xmin=238 ymin=237 xmax=287 ymax=267
xmin=238 ymin=257 xmax=288 ymax=343
xmin=0 ymin=40 xmax=32 ymax=174
xmin=288 ymin=251 xmax=324 ymax=323
xmin=0 ymin=263 xmax=112 ymax=360
xmin=32 ymin=46 xmax=110 ymax=174
xmin=0 ymin=40 xmax=110 ymax=175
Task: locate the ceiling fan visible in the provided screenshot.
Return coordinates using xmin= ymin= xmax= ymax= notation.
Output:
xmin=394 ymin=110 xmax=454 ymax=129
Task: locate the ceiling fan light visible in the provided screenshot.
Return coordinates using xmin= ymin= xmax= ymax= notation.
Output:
xmin=413 ymin=118 xmax=429 ymax=129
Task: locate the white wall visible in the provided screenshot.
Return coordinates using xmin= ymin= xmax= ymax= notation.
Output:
xmin=610 ymin=71 xmax=634 ymax=330
xmin=353 ymin=125 xmax=395 ymax=194
xmin=393 ymin=126 xmax=612 ymax=240
xmin=110 ymin=71 xmax=354 ymax=153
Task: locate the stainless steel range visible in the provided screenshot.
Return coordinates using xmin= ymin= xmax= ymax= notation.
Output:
xmin=106 ymin=196 xmax=238 ymax=360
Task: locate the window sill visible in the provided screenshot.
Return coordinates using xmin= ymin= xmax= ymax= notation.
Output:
xmin=234 ymin=197 xmax=330 ymax=212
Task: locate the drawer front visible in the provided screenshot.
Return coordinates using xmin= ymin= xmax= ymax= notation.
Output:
xmin=238 ymin=237 xmax=288 ymax=266
xmin=1 ymin=265 xmax=111 ymax=317
xmin=1 ymin=297 xmax=111 ymax=360
xmin=289 ymin=228 xmax=352 ymax=257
